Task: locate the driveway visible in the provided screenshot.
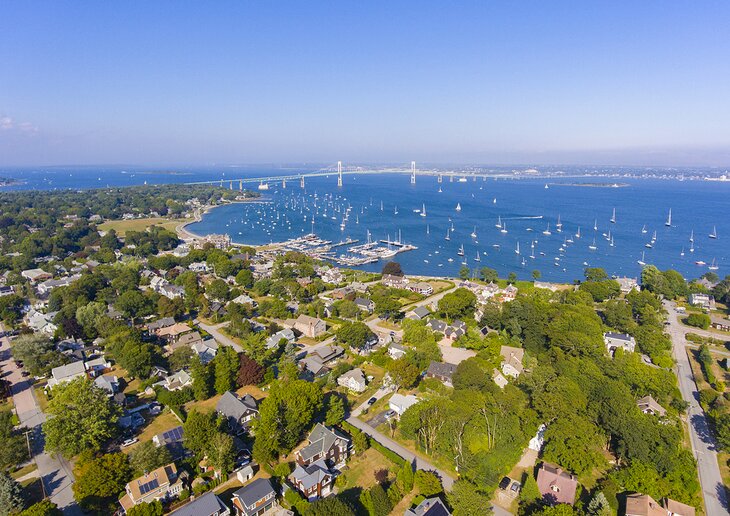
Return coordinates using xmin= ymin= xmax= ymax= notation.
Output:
xmin=664 ymin=301 xmax=728 ymax=515
xmin=0 ymin=329 xmax=82 ymax=515
xmin=195 ymin=320 xmax=244 ymax=353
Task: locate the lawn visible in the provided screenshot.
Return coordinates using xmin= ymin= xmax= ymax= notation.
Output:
xmin=33 ymin=382 xmax=49 ymax=412
xmin=349 ymin=364 xmax=386 ymax=408
xmin=124 ymin=409 xmax=181 ymax=452
xmin=98 ymin=217 xmax=185 ymax=236
xmin=336 ymin=448 xmax=396 ymax=490
xmin=184 ymin=385 xmax=268 ymax=414
xmin=10 ymin=463 xmax=38 ymax=480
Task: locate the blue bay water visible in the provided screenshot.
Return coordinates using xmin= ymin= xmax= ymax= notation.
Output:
xmin=1 ymin=166 xmax=728 ymax=283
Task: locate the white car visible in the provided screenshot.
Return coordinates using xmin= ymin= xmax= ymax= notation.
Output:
xmin=121 ymin=438 xmax=138 ymax=448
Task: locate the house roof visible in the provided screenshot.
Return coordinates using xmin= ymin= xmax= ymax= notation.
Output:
xmin=296 ymin=314 xmax=325 ymax=327
xmin=427 ymin=361 xmax=456 ymax=380
xmin=175 ymin=331 xmax=203 ymax=346
xmin=168 ymin=491 xmax=229 ymax=516
xmin=389 ymin=393 xmax=419 ymax=413
xmin=412 ymin=306 xmax=431 ymax=318
xmin=312 ymin=345 xmax=344 ymax=362
xmin=157 ymin=322 xmax=192 ymax=338
xmin=298 ymin=423 xmax=349 ymax=462
xmin=637 ymin=395 xmax=667 ymax=416
xmin=405 ymin=497 xmax=451 ymax=516
xmin=663 ymin=497 xmax=695 ymax=516
xmin=536 ymin=462 xmax=578 ymax=506
xmin=338 ymin=368 xmax=366 ymax=386
xmin=290 ymin=459 xmax=332 ymax=490
xmin=154 ymin=425 xmax=184 ymax=445
xmin=604 ymin=332 xmax=634 ymax=342
xmin=147 ymin=317 xmax=176 ymax=332
xmin=500 ymin=345 xmax=525 ymax=373
xmin=233 ymin=478 xmax=275 ymax=510
xmin=217 ymin=391 xmax=258 ymax=421
xmin=51 ymin=360 xmax=86 ymax=381
xmin=126 ymin=463 xmax=177 ymax=502
xmin=624 ymin=493 xmax=667 ymax=516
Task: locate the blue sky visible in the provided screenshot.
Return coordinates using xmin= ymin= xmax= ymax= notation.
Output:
xmin=1 ymin=1 xmax=729 ymax=166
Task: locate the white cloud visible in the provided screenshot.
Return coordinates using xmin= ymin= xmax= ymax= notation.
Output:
xmin=0 ymin=115 xmax=38 ymax=133
xmin=0 ymin=116 xmax=13 ymax=130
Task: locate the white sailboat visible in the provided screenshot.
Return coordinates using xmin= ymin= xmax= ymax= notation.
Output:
xmin=690 ymin=229 xmax=694 ymax=243
xmin=445 ymin=228 xmax=451 ymax=241
xmin=638 ymin=251 xmax=646 ymax=266
xmin=500 ymin=222 xmax=508 ymax=234
xmin=641 ymin=224 xmax=647 ymax=234
xmin=680 ymin=247 xmax=684 ymax=257
xmin=610 ymin=208 xmax=616 ymax=224
xmin=515 ymin=241 xmax=520 ymax=255
xmin=496 ymin=216 xmax=502 ymax=229
xmin=593 ymin=219 xmax=598 ymax=231
xmin=575 ymin=226 xmax=581 ymax=239
xmin=475 ymin=251 xmax=481 ymax=262
xmin=455 ymin=203 xmax=461 ymax=212
xmin=457 ymin=244 xmax=464 ymax=256
xmin=589 ymin=237 xmax=597 ymax=251
xmin=665 ymin=209 xmax=672 ymax=227
xmin=709 ymin=226 xmax=718 ymax=239
xmin=530 ymin=241 xmax=536 ymax=259
xmin=709 ymin=258 xmax=719 ymax=271
xmin=542 ymin=223 xmax=551 ymax=236
xmin=394 ymin=206 xmax=398 ymax=215
xmin=438 ymin=186 xmax=442 ymax=193
xmin=556 ymin=215 xmax=562 ymax=232
xmin=426 ymin=224 xmax=430 ymax=235
xmin=470 ymin=226 xmax=477 ymax=238
xmin=420 ymin=204 xmax=426 ymax=217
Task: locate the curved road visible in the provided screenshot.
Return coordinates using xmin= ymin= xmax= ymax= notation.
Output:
xmin=664 ymin=301 xmax=728 ymax=515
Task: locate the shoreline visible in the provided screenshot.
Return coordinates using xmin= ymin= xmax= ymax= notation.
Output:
xmin=176 ymin=198 xmax=271 ymax=244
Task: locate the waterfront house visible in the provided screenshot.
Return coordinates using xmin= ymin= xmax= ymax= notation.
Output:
xmin=616 ymin=277 xmax=639 ymax=293
xmin=321 ymin=267 xmax=344 ymax=284
xmin=119 ymin=463 xmax=184 ymax=513
xmin=407 ymin=282 xmax=434 ymax=296
xmin=169 ymin=491 xmax=231 ymax=516
xmin=500 ymin=346 xmax=525 ymax=378
xmin=637 ymin=395 xmax=667 ymax=417
xmin=381 ymin=274 xmax=409 ymax=289
xmin=688 ymin=293 xmax=714 ymax=310
xmin=536 ymin=462 xmax=578 ymax=506
xmin=389 ymin=393 xmax=419 ymax=417
xmin=289 ymin=459 xmax=335 ymax=501
xmin=405 ymin=497 xmax=452 ymax=516
xmin=425 ymin=361 xmax=457 ymax=387
xmin=337 ymin=368 xmax=368 ymax=393
xmin=604 ymin=332 xmax=637 ymax=354
xmin=295 ymin=423 xmax=351 ymax=467
xmin=216 ymin=391 xmax=259 ymax=435
xmin=231 ymin=478 xmax=277 ymax=516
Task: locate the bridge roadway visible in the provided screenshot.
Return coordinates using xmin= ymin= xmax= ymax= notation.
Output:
xmin=185 ymin=169 xmax=488 ymax=186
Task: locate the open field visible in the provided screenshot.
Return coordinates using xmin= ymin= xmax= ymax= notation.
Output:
xmin=337 ymin=447 xmax=396 ymax=490
xmin=99 ymin=217 xmax=186 ymax=236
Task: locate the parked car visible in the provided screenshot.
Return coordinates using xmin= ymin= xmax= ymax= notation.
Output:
xmin=384 ymin=409 xmax=396 ymax=420
xmin=367 ymin=397 xmax=377 ymax=406
xmin=499 ymin=477 xmax=511 ymax=490
xmin=121 ymin=438 xmax=138 ymax=448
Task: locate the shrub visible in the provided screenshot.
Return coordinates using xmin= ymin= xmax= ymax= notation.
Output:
xmin=685 ymin=313 xmax=711 ymax=330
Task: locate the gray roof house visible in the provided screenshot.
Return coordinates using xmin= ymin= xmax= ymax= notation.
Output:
xmin=295 ymin=423 xmax=351 ymax=467
xmin=410 ymin=306 xmax=431 ymax=320
xmin=426 ymin=361 xmax=457 ymax=387
xmin=48 ymin=361 xmax=87 ymax=388
xmin=169 ymin=491 xmax=230 ymax=516
xmin=265 ymin=329 xmax=295 ymax=350
xmin=231 ymin=478 xmax=277 ymax=516
xmin=93 ymin=375 xmax=119 ymax=395
xmin=289 ymin=459 xmax=335 ymax=501
xmin=337 ymin=368 xmax=367 ymax=393
xmin=604 ymin=332 xmax=636 ymax=354
xmin=405 ymin=497 xmax=452 ymax=516
xmin=216 ymin=391 xmax=259 ymax=434
xmin=354 ymin=297 xmax=374 ymax=313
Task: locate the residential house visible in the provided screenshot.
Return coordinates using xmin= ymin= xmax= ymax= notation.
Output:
xmin=84 ymin=356 xmax=111 ymax=377
xmin=310 ymin=345 xmax=345 ymax=364
xmin=169 ymin=491 xmax=231 ymax=516
xmin=337 ymin=368 xmax=368 ymax=393
xmin=616 ymin=277 xmax=639 ymax=293
xmin=536 ymin=462 xmax=578 ymax=506
xmin=409 ymin=306 xmax=431 ymax=320
xmin=688 ymin=293 xmax=714 ymax=310
xmin=405 ymin=497 xmax=452 ymax=516
xmin=331 ymin=286 xmax=355 ymax=300
xmin=426 ymin=361 xmax=457 ymax=387
xmin=25 ymin=308 xmax=57 ymax=335
xmin=492 ymin=369 xmax=508 ymax=389
xmin=21 ymin=269 xmax=52 ymax=283
xmin=93 ymin=375 xmax=119 ymax=395
xmin=408 ymin=282 xmax=434 ymax=295
xmin=289 ymin=459 xmax=335 ymax=501
xmin=157 ymin=322 xmax=193 ymax=341
xmin=189 ymin=262 xmax=210 ymax=273
xmin=381 ymin=274 xmax=408 ymax=288
xmin=192 ymin=339 xmax=219 ymax=364
xmin=265 ymin=329 xmax=296 ymax=350
xmin=295 ymin=423 xmax=351 ymax=467
xmin=158 ymin=370 xmax=193 ymax=391
xmin=36 ymin=274 xmax=81 ymax=296
xmin=169 ymin=331 xmax=204 ymax=352
xmin=354 ymin=297 xmax=375 ymax=313
xmin=625 ymin=493 xmax=695 ymax=516
xmin=637 ymin=395 xmax=667 ymax=417
xmin=152 ymin=426 xmax=186 ymax=460
xmin=388 ymin=342 xmax=407 ymax=360
xmin=231 ymin=293 xmax=257 ymax=307
xmin=289 ymin=315 xmax=327 ymax=338
xmin=47 ymin=361 xmax=87 ymax=388
xmin=604 ymin=332 xmax=637 ymax=354
xmin=501 ymin=284 xmax=518 ymax=302
xmin=389 ymin=393 xmax=419 ymax=417
xmin=500 ymin=346 xmax=525 ymax=378
xmin=321 ymin=267 xmax=344 ymax=284
xmin=711 ymin=316 xmax=730 ymax=332
xmin=0 ymin=285 xmax=14 ymax=297
xmin=147 ymin=317 xmax=176 ymax=334
xmin=216 ymin=391 xmax=259 ymax=434
xmin=443 ymin=320 xmax=467 ymax=341
xmin=119 ymin=463 xmax=184 ymax=512
xmin=231 ymin=478 xmax=277 ymax=516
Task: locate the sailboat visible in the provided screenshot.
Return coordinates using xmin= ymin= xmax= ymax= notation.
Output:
xmin=470 ymin=226 xmax=477 ymax=238
xmin=394 ymin=206 xmax=398 ymax=215
xmin=575 ymin=226 xmax=581 ymax=239
xmin=709 ymin=226 xmax=718 ymax=239
xmin=680 ymin=247 xmax=684 ymax=257
xmin=420 ymin=204 xmax=426 ymax=217
xmin=544 ymin=183 xmax=549 ymax=189
xmin=610 ymin=208 xmax=616 ymax=224
xmin=380 ymin=200 xmax=383 ymax=211
xmin=438 ymin=186 xmax=442 ymax=193
xmin=455 ymin=203 xmax=461 ymax=212
xmin=638 ymin=251 xmax=646 ymax=266
xmin=475 ymin=251 xmax=481 ymax=262
xmin=445 ymin=228 xmax=451 ymax=241
xmin=493 ymin=198 xmax=497 ymax=204
xmin=457 ymin=244 xmax=465 ymax=257
xmin=426 ymin=224 xmax=430 ymax=235
xmin=496 ymin=216 xmax=502 ymax=229
xmin=529 ymin=241 xmax=536 ymax=259
xmin=665 ymin=209 xmax=672 ymax=227
xmin=589 ymin=238 xmax=597 ymax=251
xmin=515 ymin=241 xmax=520 ymax=255
xmin=500 ymin=222 xmax=508 ymax=234
xmin=542 ymin=223 xmax=551 ymax=236
xmin=593 ymin=219 xmax=598 ymax=231
xmin=709 ymin=258 xmax=719 ymax=271
xmin=641 ymin=224 xmax=647 ymax=234
xmin=690 ymin=229 xmax=694 ymax=243
xmin=609 ymin=235 xmax=615 ymax=247
xmin=556 ymin=215 xmax=562 ymax=232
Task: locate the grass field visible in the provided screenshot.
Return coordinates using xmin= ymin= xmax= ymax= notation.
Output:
xmin=98 ymin=217 xmax=186 ymax=236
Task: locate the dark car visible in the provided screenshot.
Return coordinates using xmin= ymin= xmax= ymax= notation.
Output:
xmin=21 ymin=371 xmax=30 ymax=377
xmin=499 ymin=477 xmax=511 ymax=490
xmin=367 ymin=397 xmax=377 ymax=406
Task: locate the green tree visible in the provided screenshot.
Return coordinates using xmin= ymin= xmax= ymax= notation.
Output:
xmin=19 ymin=500 xmax=62 ymax=516
xmin=235 ymin=269 xmax=254 ymax=288
xmin=206 ymin=279 xmax=230 ymax=301
xmin=303 ymin=496 xmax=355 ymax=516
xmin=459 ymin=265 xmax=470 ymax=280
xmin=520 ymin=474 xmax=540 ymax=504
xmin=399 ymin=460 xmax=414 ymax=493
xmin=480 ymin=267 xmax=498 ymax=283
xmin=532 ymin=270 xmax=541 ymax=280
xmin=438 ymin=288 xmax=477 ymax=321
xmin=414 ymin=470 xmax=443 ymax=497
xmin=685 ymin=313 xmax=710 ymax=329
xmin=213 ymin=346 xmax=239 ymax=394
xmin=183 ymin=410 xmax=219 ymax=459
xmin=369 ymin=483 xmax=392 ymax=516
xmin=0 ymin=472 xmax=24 ymax=516
xmin=542 ymin=414 xmax=606 ymax=475
xmin=208 ymin=432 xmax=235 ymax=475
xmin=387 ymin=359 xmax=420 ymax=390
xmin=448 ymin=480 xmax=490 ymax=516
xmin=128 ymin=441 xmax=172 ymax=476
xmin=75 ymin=301 xmax=108 ymax=338
xmin=352 ymin=428 xmax=370 ymax=454
xmin=72 ymin=453 xmax=132 ymax=513
xmin=336 ymin=321 xmax=375 ymax=350
xmin=11 ymin=334 xmax=67 ymax=377
xmin=190 ymin=356 xmax=213 ymax=401
xmin=127 ymin=501 xmax=164 ymax=516
xmin=586 ymin=492 xmax=612 ymax=516
xmin=168 ymin=346 xmax=195 ymax=371
xmin=584 ymin=267 xmax=609 ymax=282
xmin=43 ymin=378 xmax=120 ymax=457
xmin=116 ymin=290 xmax=153 ymax=320
xmin=508 ymin=272 xmax=517 ymax=283
xmin=324 ymin=394 xmax=346 ymax=426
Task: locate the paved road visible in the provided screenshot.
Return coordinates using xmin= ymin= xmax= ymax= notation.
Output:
xmin=195 ymin=320 xmax=244 ymax=353
xmin=664 ymin=301 xmax=728 ymax=515
xmin=0 ymin=330 xmax=82 ymax=515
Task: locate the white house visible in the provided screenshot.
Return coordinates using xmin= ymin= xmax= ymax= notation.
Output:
xmin=500 ymin=345 xmax=525 ymax=378
xmin=604 ymin=332 xmax=636 ymax=354
xmin=389 ymin=393 xmax=419 ymax=416
xmin=337 ymin=368 xmax=367 ymax=393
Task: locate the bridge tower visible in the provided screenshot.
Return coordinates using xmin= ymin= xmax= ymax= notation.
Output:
xmin=282 ymin=179 xmax=286 ymax=189
xmin=337 ymin=161 xmax=343 ymax=187
xmin=438 ymin=174 xmax=442 ymax=183
xmin=219 ymin=180 xmax=223 ymax=187
xmin=239 ymin=180 xmax=243 ymax=191
xmin=410 ymin=161 xmax=416 ymax=184
xmin=229 ymin=181 xmax=233 ymax=190
xmin=449 ymin=174 xmax=454 ymax=183
xmin=300 ymin=175 xmax=305 ymax=188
